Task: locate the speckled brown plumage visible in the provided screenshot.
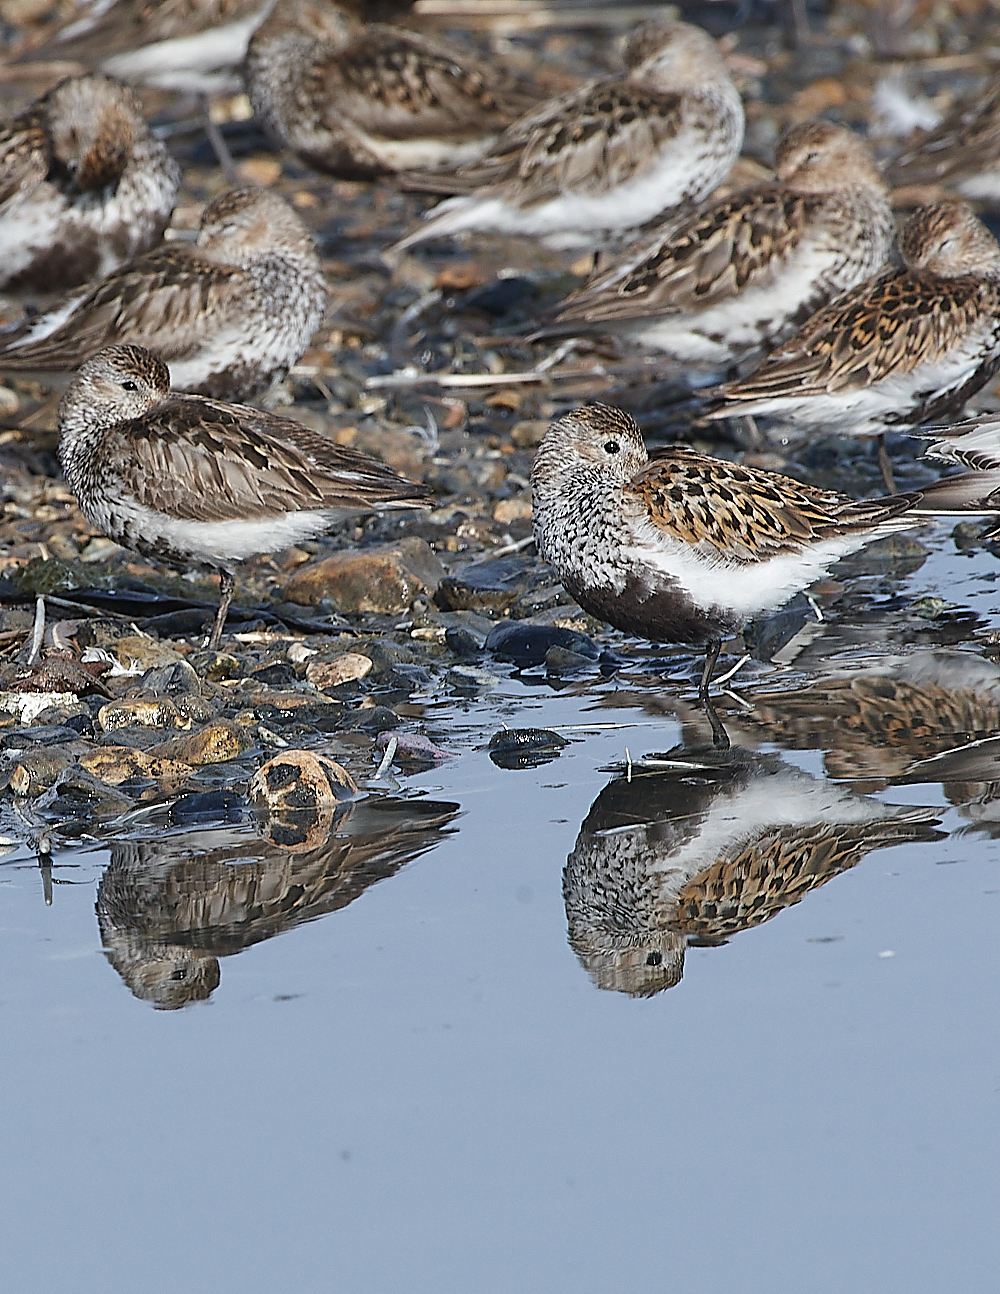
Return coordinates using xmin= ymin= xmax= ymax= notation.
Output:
xmin=246 ymin=0 xmax=538 ymax=180
xmin=711 ymin=202 xmax=1000 ymax=441
xmin=0 ymin=186 xmax=326 ymax=402
xmin=544 ymin=121 xmax=894 ymax=366
xmin=0 ymin=74 xmax=180 ymax=292
xmin=625 ymin=447 xmax=916 ymax=561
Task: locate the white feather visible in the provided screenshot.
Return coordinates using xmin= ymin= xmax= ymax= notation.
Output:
xmin=622 ymin=517 xmax=917 ymax=621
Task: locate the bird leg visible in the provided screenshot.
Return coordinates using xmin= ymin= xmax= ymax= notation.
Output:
xmin=877 ymin=434 xmax=897 ymax=495
xmin=698 ymin=639 xmax=731 ymax=751
xmin=699 ymin=639 xmax=722 ymax=701
xmin=208 ymin=570 xmax=236 ymax=651
xmin=199 ymin=94 xmax=238 ymax=185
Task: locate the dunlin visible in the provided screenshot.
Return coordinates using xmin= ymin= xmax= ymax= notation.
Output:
xmin=708 ymin=202 xmax=1000 ymax=490
xmin=0 ymin=74 xmax=180 ymax=293
xmin=20 ymin=0 xmax=269 ymax=96
xmin=0 ymin=186 xmax=326 ymax=402
xmin=564 ymin=749 xmax=940 ymax=996
xmin=543 ymin=121 xmax=894 ymax=371
xmin=530 ymin=404 xmax=999 ymax=720
xmin=246 ymin=0 xmax=539 ymax=180
xmin=57 ymin=345 xmax=430 ymax=649
xmin=391 ymin=18 xmax=743 ymax=253
xmin=886 ymin=83 xmax=1000 ymax=204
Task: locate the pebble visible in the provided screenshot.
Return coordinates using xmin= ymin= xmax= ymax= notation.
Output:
xmin=435 ymin=554 xmax=541 ymax=614
xmin=375 ymin=731 xmax=453 ymax=762
xmin=146 ymin=721 xmax=253 ymax=767
xmin=103 ymin=635 xmax=183 ymax=672
xmin=79 ymin=745 xmax=193 ymax=786
xmin=485 ymin=622 xmax=599 ymax=669
xmin=306 ymin=653 xmax=373 ymax=688
xmin=97 ymin=697 xmax=189 ymax=733
xmin=488 ymin=727 xmax=569 ymax=770
xmin=282 ymin=538 xmax=443 ymax=612
xmin=34 ymin=766 xmax=135 ymax=817
xmin=6 ymin=748 xmax=74 ymax=796
xmin=0 ymin=691 xmax=80 ymax=725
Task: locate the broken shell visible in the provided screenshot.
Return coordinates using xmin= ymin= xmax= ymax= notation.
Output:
xmin=250 ymin=750 xmax=357 ymax=812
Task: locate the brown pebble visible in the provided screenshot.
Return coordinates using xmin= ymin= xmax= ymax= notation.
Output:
xmin=146 ymin=721 xmax=252 ymax=766
xmin=283 ymin=538 xmax=443 ymax=612
xmin=80 ymin=746 xmax=193 ymax=786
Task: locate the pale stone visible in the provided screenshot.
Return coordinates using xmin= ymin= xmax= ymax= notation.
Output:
xmin=306 ymin=653 xmax=373 ymax=688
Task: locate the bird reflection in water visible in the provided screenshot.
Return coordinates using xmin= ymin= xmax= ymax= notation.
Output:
xmin=730 ymin=649 xmax=1000 ymax=828
xmin=563 ymin=746 xmax=942 ymax=996
xmin=96 ymin=795 xmax=459 ymax=1009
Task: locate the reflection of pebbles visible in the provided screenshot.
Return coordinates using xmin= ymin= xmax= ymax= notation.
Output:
xmin=564 ymin=748 xmax=940 ymax=997
xmin=97 ymin=797 xmax=459 ymax=1009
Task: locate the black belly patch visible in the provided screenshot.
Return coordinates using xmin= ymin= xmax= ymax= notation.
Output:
xmin=563 ymin=570 xmax=736 ymax=645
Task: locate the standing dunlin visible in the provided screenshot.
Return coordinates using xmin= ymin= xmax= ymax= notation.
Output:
xmin=530 ymin=404 xmax=1000 ymax=723
xmin=543 ymin=121 xmax=894 ymax=371
xmin=0 ymin=187 xmax=326 ymax=402
xmin=391 ymin=18 xmax=744 ymax=253
xmin=57 ymin=345 xmax=430 ymax=649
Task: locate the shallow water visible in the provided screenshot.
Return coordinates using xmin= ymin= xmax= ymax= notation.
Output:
xmin=2 ymin=531 xmax=1000 ymax=1294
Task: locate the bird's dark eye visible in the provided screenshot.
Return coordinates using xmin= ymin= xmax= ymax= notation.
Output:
xmin=604 ymin=440 xmax=620 ymax=454
xmin=646 ymin=951 xmax=662 ymax=966
xmin=121 ymin=380 xmax=138 ymax=392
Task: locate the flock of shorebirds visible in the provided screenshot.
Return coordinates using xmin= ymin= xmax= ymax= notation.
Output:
xmin=6 ymin=1 xmax=1000 ymax=735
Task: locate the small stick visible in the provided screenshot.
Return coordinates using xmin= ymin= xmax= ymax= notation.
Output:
xmin=365 ymin=364 xmax=607 ymax=391
xmin=374 ymin=736 xmax=398 ymax=780
xmin=26 ymin=596 xmax=44 ymax=666
xmin=488 ymin=535 xmax=535 ymax=558
xmin=712 ymin=652 xmax=750 ymax=688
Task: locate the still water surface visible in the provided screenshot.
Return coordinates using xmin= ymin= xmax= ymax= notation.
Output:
xmin=1 ymin=531 xmax=999 ymax=1293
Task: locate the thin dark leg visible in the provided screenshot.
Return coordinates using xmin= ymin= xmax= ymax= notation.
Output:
xmin=877 ymin=434 xmax=897 ymax=495
xmin=699 ymin=639 xmax=722 ymax=703
xmin=209 ymin=570 xmax=236 ymax=650
xmin=200 ymin=94 xmax=238 ymax=185
xmin=699 ymin=639 xmax=730 ymax=751
xmin=38 ymin=852 xmax=52 ymax=907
